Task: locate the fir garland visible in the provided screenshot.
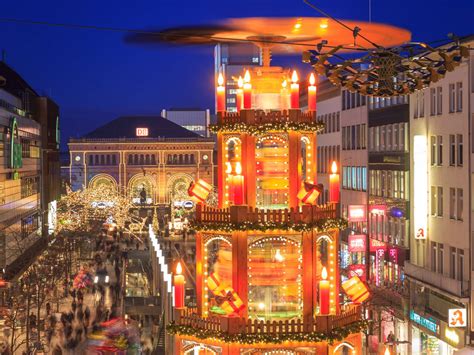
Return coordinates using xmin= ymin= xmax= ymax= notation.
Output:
xmin=209 ymin=121 xmax=324 ymax=135
xmin=189 ymin=218 xmax=347 ymax=233
xmin=167 ymin=319 xmax=369 ymax=345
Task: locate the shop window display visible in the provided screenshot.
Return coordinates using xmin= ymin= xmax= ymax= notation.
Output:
xmin=248 ymin=235 xmax=302 ymax=321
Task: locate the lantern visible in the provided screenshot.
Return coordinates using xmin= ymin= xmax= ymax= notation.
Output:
xmin=188 ymin=179 xmax=213 ymax=203
xmin=297 ymin=181 xmax=323 ymax=205
xmin=341 ymin=275 xmax=370 ymax=303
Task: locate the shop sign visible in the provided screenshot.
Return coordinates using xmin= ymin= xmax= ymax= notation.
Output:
xmin=444 ymin=328 xmax=460 ymax=345
xmin=9 ymin=117 xmax=22 ymax=169
xmin=348 ymin=205 xmax=366 ymax=222
xmin=173 ymin=200 xmax=194 ymax=209
xmin=370 ymin=205 xmax=386 ymax=216
xmin=348 ymin=264 xmax=366 ymax=281
xmin=136 ymin=127 xmax=149 ymax=137
xmin=348 ymin=235 xmax=366 ymax=252
xmin=448 ymin=308 xmax=467 ymax=328
xmin=410 ymin=310 xmax=439 ymax=334
xmin=370 ymin=239 xmax=386 ymax=252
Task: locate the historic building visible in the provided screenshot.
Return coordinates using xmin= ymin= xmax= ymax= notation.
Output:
xmin=68 ymin=115 xmax=215 ymax=220
xmin=0 ymin=61 xmax=60 ymax=279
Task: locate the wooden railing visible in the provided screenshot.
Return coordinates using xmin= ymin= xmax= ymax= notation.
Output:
xmin=218 ymin=109 xmax=316 ymax=125
xmin=195 ymin=203 xmax=338 ymax=224
xmin=175 ymin=304 xmax=361 ymax=335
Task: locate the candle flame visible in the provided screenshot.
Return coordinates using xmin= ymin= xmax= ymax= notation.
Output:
xmin=237 ymin=76 xmax=243 ymax=88
xmin=309 ymin=72 xmax=316 ymax=86
xmin=225 ymin=162 xmax=232 ymax=174
xmin=275 ymin=249 xmax=285 ymax=262
xmin=217 ymin=72 xmax=224 ymax=86
xmin=291 ymin=70 xmax=298 ymax=83
xmin=244 ymin=70 xmax=251 ymax=83
xmin=322 ymin=266 xmax=328 ymax=280
xmin=176 ymin=262 xmax=183 ymax=275
xmin=384 ymin=347 xmax=390 ymax=355
xmin=282 ymin=80 xmax=287 ymax=88
xmin=235 ymin=161 xmax=242 ymax=175
xmin=331 ymin=161 xmax=338 ymax=174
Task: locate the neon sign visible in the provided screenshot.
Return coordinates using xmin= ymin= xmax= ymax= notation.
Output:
xmin=448 ymin=308 xmax=467 ymax=328
xmin=136 ymin=127 xmax=149 ymax=137
xmin=410 ymin=310 xmax=439 ymax=334
xmin=370 ymin=205 xmax=386 ymax=216
xmin=348 ymin=235 xmax=366 ymax=252
xmin=9 ymin=117 xmax=22 ymax=170
xmin=414 ymin=135 xmax=427 ymax=239
xmin=348 ymin=205 xmax=366 ymax=222
xmin=370 ymin=239 xmax=386 ymax=252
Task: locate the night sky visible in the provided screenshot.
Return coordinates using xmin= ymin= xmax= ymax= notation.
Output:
xmin=1 ymin=0 xmax=472 ymax=150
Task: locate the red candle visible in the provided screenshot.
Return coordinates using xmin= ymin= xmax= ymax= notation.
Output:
xmin=280 ymin=80 xmax=289 ymax=110
xmin=329 ymin=161 xmax=340 ymax=203
xmin=174 ymin=262 xmax=185 ymax=308
xmin=236 ymin=76 xmax=243 ymax=112
xmin=216 ymin=72 xmax=226 ymax=112
xmin=319 ymin=267 xmax=330 ymax=315
xmin=290 ymin=70 xmax=299 ymax=109
xmin=308 ymin=73 xmax=317 ymax=111
xmin=232 ymin=162 xmax=245 ymax=205
xmin=243 ymin=70 xmax=252 ymax=109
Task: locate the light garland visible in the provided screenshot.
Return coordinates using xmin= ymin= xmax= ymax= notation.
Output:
xmin=190 ymin=218 xmax=348 ymax=233
xmin=167 ymin=319 xmax=370 ymax=345
xmin=209 ymin=121 xmax=325 ymax=135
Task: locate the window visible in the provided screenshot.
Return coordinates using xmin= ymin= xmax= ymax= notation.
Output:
xmin=449 ymin=188 xmax=456 ymax=219
xmin=456 ymin=82 xmax=463 ymax=112
xmin=450 ymin=247 xmax=456 ymax=279
xmin=21 ymin=176 xmax=39 ymax=199
xmin=449 ymin=135 xmax=456 ymax=166
xmin=393 ymin=124 xmax=399 ymax=150
xmin=458 ymin=250 xmax=464 ymax=281
xmin=438 ymin=244 xmax=444 ymax=274
xmin=380 ymin=126 xmax=385 ymax=151
xmin=430 ymin=88 xmax=436 ymax=116
xmin=437 ymin=186 xmax=443 ymax=216
xmin=449 ymin=83 xmax=455 ymax=113
xmin=437 ymin=86 xmax=442 ymax=115
xmin=419 ymin=91 xmax=425 ymax=117
xmin=431 ymin=242 xmax=437 ymax=272
xmin=431 ymin=136 xmax=436 ymax=165
xmin=336 ymin=112 xmax=340 ymax=131
xmin=362 ymin=167 xmax=367 ymax=191
xmin=457 ymin=188 xmax=463 ymax=221
xmin=431 ymin=186 xmax=437 ymax=216
xmin=437 ymin=136 xmax=443 ymax=165
xmin=457 ymin=134 xmax=463 ymax=166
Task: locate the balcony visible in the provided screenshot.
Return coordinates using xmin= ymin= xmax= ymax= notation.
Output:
xmin=195 ymin=203 xmax=338 ymax=225
xmin=405 ymin=262 xmax=469 ymax=298
xmin=218 ymin=109 xmax=316 ymax=125
xmin=174 ymin=304 xmax=361 ymax=336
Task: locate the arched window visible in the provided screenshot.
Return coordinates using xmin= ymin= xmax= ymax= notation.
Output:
xmin=100 ymin=155 xmax=105 ymax=165
xmin=167 ymin=155 xmax=172 ymax=164
xmin=145 ymin=154 xmax=150 ymax=165
xmin=134 ymin=155 xmax=139 ymax=165
xmin=179 ymin=154 xmax=183 ymax=164
xmin=112 ymin=155 xmax=117 ymax=165
xmin=151 ymin=155 xmax=156 ymax=165
xmin=301 ymin=137 xmax=310 ymax=183
xmin=190 ymin=154 xmax=195 ymax=164
xmin=184 ymin=154 xmax=189 ymax=164
xmin=173 ymin=154 xmax=178 ymax=164
xmin=106 ymin=155 xmax=111 ymax=165
xmin=89 ymin=155 xmax=93 ymax=165
xmin=95 ymin=155 xmax=99 ymax=165
xmin=140 ymin=154 xmax=144 ymax=165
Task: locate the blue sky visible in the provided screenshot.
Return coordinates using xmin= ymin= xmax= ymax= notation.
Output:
xmin=1 ymin=0 xmax=472 ymax=149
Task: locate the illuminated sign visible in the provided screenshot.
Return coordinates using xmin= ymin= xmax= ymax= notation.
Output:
xmin=9 ymin=117 xmax=22 ymax=170
xmin=348 ymin=205 xmax=366 ymax=222
xmin=370 ymin=205 xmax=386 ymax=216
xmin=349 ymin=264 xmax=366 ymax=281
xmin=414 ymin=135 xmax=427 ymax=239
xmin=348 ymin=235 xmax=366 ymax=252
xmin=448 ymin=308 xmax=467 ymax=328
xmin=136 ymin=127 xmax=149 ymax=137
xmin=47 ymin=200 xmax=57 ymax=235
xmin=445 ymin=328 xmax=460 ymax=345
xmin=410 ymin=310 xmax=439 ymax=334
xmin=370 ymin=239 xmax=386 ymax=252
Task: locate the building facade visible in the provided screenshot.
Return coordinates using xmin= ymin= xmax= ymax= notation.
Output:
xmin=406 ymin=39 xmax=473 ymax=354
xmin=161 ymin=108 xmax=211 ymax=137
xmin=68 ymin=116 xmax=214 ymax=221
xmin=0 ymin=61 xmax=60 ymax=279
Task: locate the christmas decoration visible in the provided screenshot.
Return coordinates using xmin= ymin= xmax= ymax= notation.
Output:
xmin=341 ymin=276 xmax=371 ymax=304
xmin=209 ymin=121 xmax=324 ymax=135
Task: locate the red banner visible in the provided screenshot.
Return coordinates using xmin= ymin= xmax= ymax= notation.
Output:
xmin=348 ymin=205 xmax=366 ymax=222
xmin=348 ymin=235 xmax=366 ymax=252
xmin=370 ymin=238 xmax=387 ymax=252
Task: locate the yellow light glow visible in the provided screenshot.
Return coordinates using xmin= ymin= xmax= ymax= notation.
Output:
xmin=291 ymin=70 xmax=299 ymax=83
xmin=320 ymin=20 xmax=328 ymax=29
xmin=218 ymin=72 xmax=224 ymax=86
xmin=235 ymin=161 xmax=242 ymax=175
xmin=244 ymin=70 xmax=251 ymax=83
xmin=176 ymin=262 xmax=182 ymax=275
xmin=258 ymin=302 xmax=265 ymax=310
xmin=321 ymin=266 xmax=328 ymax=280
xmin=237 ymin=75 xmax=243 ymax=88
xmin=275 ymin=249 xmax=285 ymax=262
xmin=331 ymin=161 xmax=338 ymax=174
xmin=282 ymin=79 xmax=288 ymax=88
xmin=309 ymin=72 xmax=316 ymax=86
xmin=225 ymin=162 xmax=232 ymax=174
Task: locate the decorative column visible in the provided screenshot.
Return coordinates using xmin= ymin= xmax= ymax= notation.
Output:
xmin=217 ymin=133 xmax=225 ymax=208
xmin=302 ymin=231 xmax=314 ymax=330
xmin=288 ymin=131 xmax=301 ymax=209
xmin=195 ymin=232 xmax=205 ymax=316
